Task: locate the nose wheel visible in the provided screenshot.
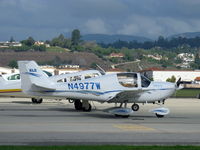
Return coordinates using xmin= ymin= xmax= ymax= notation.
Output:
xmin=131 ymin=103 xmax=139 ymax=111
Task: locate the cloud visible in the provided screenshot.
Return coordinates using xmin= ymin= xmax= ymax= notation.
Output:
xmin=1 ymin=0 xmax=200 ymax=40
xmin=84 ymin=19 xmax=109 ymax=34
xmin=117 ymin=14 xmax=200 ymax=39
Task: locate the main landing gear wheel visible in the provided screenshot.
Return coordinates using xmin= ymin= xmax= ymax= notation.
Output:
xmin=82 ymin=100 xmax=92 ymax=112
xmin=32 ymin=98 xmax=43 ymax=104
xmin=74 ymin=100 xmax=82 ymax=110
xmin=131 ymin=103 xmax=139 ymax=111
xmin=82 ymin=103 xmax=92 ymax=112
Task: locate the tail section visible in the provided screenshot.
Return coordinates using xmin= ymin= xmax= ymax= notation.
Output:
xmin=0 ymin=76 xmax=5 ymax=83
xmin=18 ymin=61 xmax=56 ymax=93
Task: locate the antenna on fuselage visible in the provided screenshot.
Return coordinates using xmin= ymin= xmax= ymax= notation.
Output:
xmin=96 ymin=64 xmax=106 ymax=75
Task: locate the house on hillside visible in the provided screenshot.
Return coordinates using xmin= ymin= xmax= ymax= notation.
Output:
xmin=194 ymin=77 xmax=200 ymax=84
xmin=34 ymin=41 xmax=50 ymax=47
xmin=0 ymin=67 xmax=18 ymax=75
xmin=109 ymin=53 xmax=124 ymax=58
xmin=176 ymin=53 xmax=194 ymax=68
xmin=0 ymin=41 xmax=22 ymax=48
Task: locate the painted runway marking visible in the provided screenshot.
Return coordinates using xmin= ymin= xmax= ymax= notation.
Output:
xmin=113 ymin=124 xmax=155 ymax=131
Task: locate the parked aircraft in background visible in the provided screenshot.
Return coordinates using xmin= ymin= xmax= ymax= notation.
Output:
xmin=18 ymin=61 xmax=181 ymax=118
xmin=0 ymin=69 xmax=102 ymax=104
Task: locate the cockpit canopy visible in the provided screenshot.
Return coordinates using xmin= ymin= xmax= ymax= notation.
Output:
xmin=117 ymin=73 xmax=151 ymax=88
xmin=4 ymin=71 xmax=52 ymax=81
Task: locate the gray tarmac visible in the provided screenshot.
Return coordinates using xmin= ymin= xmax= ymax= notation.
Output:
xmin=0 ymin=98 xmax=200 ymax=145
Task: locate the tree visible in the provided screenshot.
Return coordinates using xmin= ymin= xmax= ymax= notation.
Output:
xmin=9 ymin=36 xmax=15 ymax=43
xmin=32 ymin=45 xmax=46 ymax=52
xmin=190 ymin=53 xmax=200 ymax=69
xmin=71 ymin=29 xmax=81 ymax=46
xmin=166 ymin=75 xmax=176 ymax=83
xmin=8 ymin=60 xmax=18 ymax=68
xmin=90 ymin=62 xmax=97 ymax=69
xmin=21 ymin=36 xmax=35 ymax=46
xmin=50 ymin=34 xmax=71 ymax=48
xmin=194 ymin=53 xmax=200 ymax=64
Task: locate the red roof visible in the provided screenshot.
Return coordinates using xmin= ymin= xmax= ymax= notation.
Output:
xmin=140 ymin=67 xmax=195 ymax=72
xmin=195 ymin=77 xmax=200 ymax=81
xmin=109 ymin=53 xmax=124 ymax=57
xmin=106 ymin=68 xmax=125 ymax=72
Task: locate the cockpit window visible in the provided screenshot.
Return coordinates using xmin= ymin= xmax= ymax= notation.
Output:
xmin=117 ymin=73 xmax=138 ymax=88
xmin=7 ymin=74 xmax=20 ymax=80
xmin=85 ymin=73 xmax=99 ymax=79
xmin=43 ymin=70 xmax=52 ymax=77
xmin=141 ymin=75 xmax=151 ymax=87
xmin=70 ymin=75 xmax=82 ymax=81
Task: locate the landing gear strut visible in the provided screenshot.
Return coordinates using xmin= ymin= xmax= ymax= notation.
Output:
xmin=114 ymin=101 xmax=132 ymax=118
xmin=32 ymin=98 xmax=43 ymax=104
xmin=131 ymin=103 xmax=139 ymax=111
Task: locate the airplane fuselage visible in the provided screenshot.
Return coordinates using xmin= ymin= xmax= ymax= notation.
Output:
xmin=23 ymin=73 xmax=176 ymax=103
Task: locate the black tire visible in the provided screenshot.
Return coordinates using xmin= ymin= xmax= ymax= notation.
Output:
xmin=83 ymin=104 xmax=92 ymax=112
xmin=32 ymin=98 xmax=37 ymax=103
xmin=74 ymin=100 xmax=82 ymax=110
xmin=36 ymin=98 xmax=43 ymax=104
xmin=131 ymin=104 xmax=139 ymax=111
xmin=156 ymin=113 xmax=164 ymax=118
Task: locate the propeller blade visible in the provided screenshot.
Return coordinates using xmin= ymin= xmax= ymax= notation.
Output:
xmin=176 ymin=78 xmax=181 ymax=88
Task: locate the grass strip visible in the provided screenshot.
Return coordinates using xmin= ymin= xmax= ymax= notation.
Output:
xmin=0 ymin=146 xmax=200 ymax=150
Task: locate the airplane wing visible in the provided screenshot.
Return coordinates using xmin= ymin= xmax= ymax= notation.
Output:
xmin=108 ymin=89 xmax=146 ymax=103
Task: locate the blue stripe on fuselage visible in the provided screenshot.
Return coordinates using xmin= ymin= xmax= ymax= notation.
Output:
xmin=42 ymin=88 xmax=174 ymax=96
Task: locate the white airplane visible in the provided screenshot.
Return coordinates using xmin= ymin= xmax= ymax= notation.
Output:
xmin=18 ymin=60 xmax=181 ymax=118
xmin=0 ymin=69 xmax=102 ymax=104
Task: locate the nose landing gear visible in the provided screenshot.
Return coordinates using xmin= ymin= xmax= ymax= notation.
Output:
xmin=131 ymin=103 xmax=139 ymax=111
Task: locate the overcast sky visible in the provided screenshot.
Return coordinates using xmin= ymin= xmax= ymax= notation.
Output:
xmin=1 ymin=0 xmax=200 ymax=41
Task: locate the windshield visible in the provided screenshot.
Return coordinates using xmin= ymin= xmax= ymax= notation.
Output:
xmin=141 ymin=75 xmax=151 ymax=87
xmin=117 ymin=73 xmax=138 ymax=88
xmin=7 ymin=74 xmax=20 ymax=80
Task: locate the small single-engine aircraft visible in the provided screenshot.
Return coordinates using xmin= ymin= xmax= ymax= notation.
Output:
xmin=18 ymin=60 xmax=181 ymax=118
xmin=0 ymin=69 xmax=102 ymax=104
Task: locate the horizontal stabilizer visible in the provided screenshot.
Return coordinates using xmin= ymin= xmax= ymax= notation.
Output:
xmin=31 ymin=83 xmax=56 ymax=92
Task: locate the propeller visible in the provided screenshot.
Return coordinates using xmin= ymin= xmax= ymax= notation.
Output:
xmin=175 ymin=77 xmax=181 ymax=89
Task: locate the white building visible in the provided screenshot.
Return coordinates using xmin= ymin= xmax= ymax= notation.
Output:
xmin=0 ymin=67 xmax=19 ymax=75
xmin=141 ymin=68 xmax=200 ymax=82
xmin=0 ymin=41 xmax=22 ymax=48
xmin=177 ymin=53 xmax=194 ymax=62
xmin=106 ymin=68 xmax=126 ymax=74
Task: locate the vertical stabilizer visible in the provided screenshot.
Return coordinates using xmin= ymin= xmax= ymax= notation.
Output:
xmin=18 ymin=61 xmax=55 ymax=93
